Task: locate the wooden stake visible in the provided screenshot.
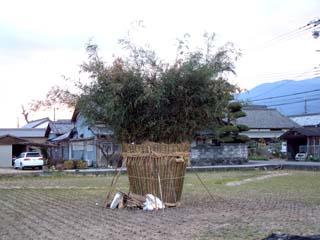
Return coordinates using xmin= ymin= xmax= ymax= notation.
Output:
xmin=158 ymin=172 xmax=164 ymax=212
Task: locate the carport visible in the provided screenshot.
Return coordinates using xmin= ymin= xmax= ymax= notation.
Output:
xmin=284 ymin=135 xmax=307 ymax=160
xmin=280 ymin=127 xmax=320 ymax=160
xmin=0 ymin=135 xmax=30 ymax=167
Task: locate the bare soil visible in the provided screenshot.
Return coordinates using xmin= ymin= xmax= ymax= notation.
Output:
xmin=0 ymin=170 xmax=320 ymax=240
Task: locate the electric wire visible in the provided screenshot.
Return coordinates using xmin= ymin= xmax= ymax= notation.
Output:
xmin=250 ymin=89 xmax=320 ymax=102
xmin=267 ymin=96 xmax=320 ymax=107
xmin=254 ymin=93 xmax=320 ymax=106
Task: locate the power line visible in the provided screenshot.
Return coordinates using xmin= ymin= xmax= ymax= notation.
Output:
xmin=267 ymin=96 xmax=320 ymax=107
xmin=251 ymin=88 xmax=320 ymax=101
xmin=244 ymin=25 xmax=317 ymax=53
xmin=249 ymin=67 xmax=318 ymax=78
xmin=243 ymin=19 xmax=320 ymax=54
xmin=264 ymin=19 xmax=320 ymax=45
xmin=248 ymin=81 xmax=292 ymax=99
xmin=258 ymin=92 xmax=320 ymax=105
xmin=242 ymin=65 xmax=320 ymax=99
xmin=241 ymin=19 xmax=320 ymax=104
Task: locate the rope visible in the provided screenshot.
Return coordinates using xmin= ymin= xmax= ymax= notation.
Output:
xmin=127 ymin=175 xmax=185 ymax=181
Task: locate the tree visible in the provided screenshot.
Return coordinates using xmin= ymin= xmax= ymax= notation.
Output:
xmin=77 ymin=33 xmax=241 ymax=143
xmin=21 ymin=105 xmax=30 ymax=123
xmin=77 ymin=41 xmax=152 ymax=143
xmin=28 ymin=33 xmax=241 ymax=144
xmin=29 ymin=85 xmax=78 ymax=112
xmin=218 ymin=102 xmax=250 ymax=143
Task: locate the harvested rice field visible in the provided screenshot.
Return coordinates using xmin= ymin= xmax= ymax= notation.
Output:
xmin=0 ymin=170 xmax=320 ymax=240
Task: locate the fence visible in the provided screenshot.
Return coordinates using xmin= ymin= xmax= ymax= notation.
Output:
xmin=300 ymin=145 xmax=320 ymax=158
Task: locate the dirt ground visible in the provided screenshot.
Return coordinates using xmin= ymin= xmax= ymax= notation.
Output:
xmin=0 ymin=170 xmax=320 ymax=240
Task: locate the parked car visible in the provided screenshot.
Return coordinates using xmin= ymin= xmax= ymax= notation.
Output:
xmin=295 ymin=152 xmax=307 ymax=161
xmin=14 ymin=152 xmax=44 ymax=170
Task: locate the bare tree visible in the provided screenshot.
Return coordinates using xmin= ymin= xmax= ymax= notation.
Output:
xmin=21 ymin=105 xmax=29 ymax=123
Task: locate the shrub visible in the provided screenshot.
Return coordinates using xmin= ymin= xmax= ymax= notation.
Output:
xmin=75 ymin=160 xmax=88 ymax=169
xmin=108 ymin=154 xmax=123 ymax=168
xmin=64 ymin=160 xmax=75 ymax=169
xmin=308 ymin=156 xmax=320 ymax=162
xmin=237 ymin=124 xmax=249 ymax=132
xmin=55 ymin=163 xmax=65 ymax=171
xmin=249 ymin=155 xmax=268 ymax=161
xmin=234 ymin=135 xmax=250 ymax=143
xmin=219 ymin=125 xmax=239 ymax=134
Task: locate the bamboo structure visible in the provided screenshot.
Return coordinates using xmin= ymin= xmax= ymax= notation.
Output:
xmin=124 ymin=142 xmax=189 ymax=205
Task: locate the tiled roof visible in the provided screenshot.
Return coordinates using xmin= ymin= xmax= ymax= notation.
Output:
xmin=289 ymin=113 xmax=320 ymax=126
xmin=22 ymin=118 xmax=50 ymax=128
xmin=0 ymin=128 xmax=46 ymax=138
xmin=281 ymin=127 xmax=320 ymax=138
xmin=89 ymin=126 xmax=113 ymax=136
xmin=0 ymin=135 xmax=30 ymax=144
xmin=47 ymin=120 xmax=74 ymax=135
xmin=51 ymin=131 xmax=71 ymax=142
xmin=236 ymin=107 xmax=300 ymax=129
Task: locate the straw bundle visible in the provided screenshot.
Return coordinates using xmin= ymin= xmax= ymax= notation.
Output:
xmin=124 ymin=142 xmax=189 ymax=205
xmin=123 ymin=142 xmax=188 ymax=154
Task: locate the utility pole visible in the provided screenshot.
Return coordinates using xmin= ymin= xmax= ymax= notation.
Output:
xmin=304 ymin=97 xmax=307 ymax=114
xmin=308 ymin=18 xmax=320 ymax=39
xmin=53 ymin=106 xmax=60 ymax=122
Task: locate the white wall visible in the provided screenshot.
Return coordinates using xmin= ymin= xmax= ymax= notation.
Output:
xmin=0 ymin=145 xmax=12 ymax=167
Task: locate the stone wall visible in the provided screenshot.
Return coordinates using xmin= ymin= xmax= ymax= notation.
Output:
xmin=190 ymin=143 xmax=248 ymax=165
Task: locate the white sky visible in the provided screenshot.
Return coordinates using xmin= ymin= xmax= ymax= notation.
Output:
xmin=0 ymin=0 xmax=319 ymax=127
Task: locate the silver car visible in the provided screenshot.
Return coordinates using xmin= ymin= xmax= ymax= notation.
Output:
xmin=295 ymin=152 xmax=307 ymax=161
xmin=14 ymin=152 xmax=44 ymax=170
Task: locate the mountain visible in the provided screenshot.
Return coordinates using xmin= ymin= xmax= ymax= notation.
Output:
xmin=237 ymin=77 xmax=320 ymax=116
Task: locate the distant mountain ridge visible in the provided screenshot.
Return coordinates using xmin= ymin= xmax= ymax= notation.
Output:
xmin=237 ymin=77 xmax=320 ymax=116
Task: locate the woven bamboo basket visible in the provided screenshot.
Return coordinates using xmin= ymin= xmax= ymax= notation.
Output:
xmin=124 ymin=142 xmax=189 ymax=205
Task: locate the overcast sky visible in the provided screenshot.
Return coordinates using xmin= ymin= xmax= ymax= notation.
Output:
xmin=0 ymin=0 xmax=319 ymax=127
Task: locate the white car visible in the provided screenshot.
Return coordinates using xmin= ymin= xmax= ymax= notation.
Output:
xmin=295 ymin=152 xmax=307 ymax=161
xmin=14 ymin=152 xmax=44 ymax=170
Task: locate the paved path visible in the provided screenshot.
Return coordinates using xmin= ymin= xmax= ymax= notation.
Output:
xmin=251 ymin=159 xmax=320 ymax=166
xmin=1 ymin=160 xmax=320 ymax=177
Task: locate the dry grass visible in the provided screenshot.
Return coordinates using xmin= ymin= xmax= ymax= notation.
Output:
xmin=0 ymin=170 xmax=320 ymax=240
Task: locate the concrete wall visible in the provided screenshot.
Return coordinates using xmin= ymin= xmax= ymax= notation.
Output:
xmin=191 ymin=143 xmax=248 ymax=166
xmin=0 ymin=145 xmax=12 ymax=167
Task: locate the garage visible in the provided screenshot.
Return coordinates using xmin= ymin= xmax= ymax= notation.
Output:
xmin=0 ymin=135 xmax=29 ymax=167
xmin=280 ymin=127 xmax=320 ymax=160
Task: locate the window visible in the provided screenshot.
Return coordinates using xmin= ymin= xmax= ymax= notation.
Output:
xmin=26 ymin=152 xmax=40 ymax=157
xmin=72 ymin=142 xmax=84 ymax=151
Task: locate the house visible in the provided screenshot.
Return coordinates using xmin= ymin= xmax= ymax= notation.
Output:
xmin=289 ymin=113 xmax=320 ymax=127
xmin=45 ymin=119 xmax=74 ymax=140
xmin=280 ymin=127 xmax=320 ymax=160
xmin=236 ymin=105 xmax=300 ymax=141
xmin=44 ymin=119 xmax=74 ymax=164
xmin=21 ymin=117 xmax=50 ymax=129
xmin=47 ymin=110 xmax=120 ymax=167
xmin=0 ymin=128 xmax=47 ymax=167
xmin=70 ymin=111 xmax=120 ymax=167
